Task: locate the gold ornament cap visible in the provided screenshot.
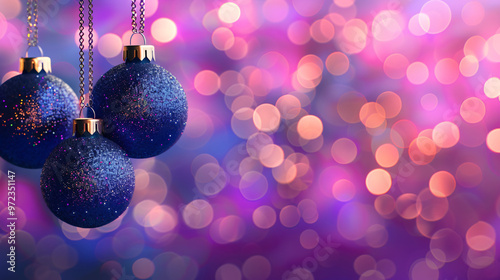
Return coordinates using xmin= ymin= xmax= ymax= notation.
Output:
xmin=73 ymin=118 xmax=103 ymax=137
xmin=19 ymin=57 xmax=52 ymax=74
xmin=123 ymin=45 xmax=155 ymax=62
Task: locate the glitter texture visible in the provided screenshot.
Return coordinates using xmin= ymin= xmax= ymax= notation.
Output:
xmin=92 ymin=61 xmax=188 ymax=158
xmin=0 ymin=72 xmax=79 ymax=168
xmin=40 ymin=133 xmax=135 ymax=228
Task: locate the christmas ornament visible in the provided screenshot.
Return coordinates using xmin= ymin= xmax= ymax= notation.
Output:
xmin=0 ymin=1 xmax=79 ymax=168
xmin=92 ymin=0 xmax=187 ymax=158
xmin=40 ymin=117 xmax=135 ymax=228
xmin=40 ymin=0 xmax=135 ymax=228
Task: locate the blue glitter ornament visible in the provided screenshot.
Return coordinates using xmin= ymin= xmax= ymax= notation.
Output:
xmin=0 ymin=57 xmax=79 ymax=168
xmin=92 ymin=45 xmax=187 ymax=158
xmin=40 ymin=118 xmax=135 ymax=228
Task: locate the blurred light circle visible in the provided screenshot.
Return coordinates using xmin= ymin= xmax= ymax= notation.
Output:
xmin=239 ymin=171 xmax=269 ymax=200
xmin=337 ymin=91 xmax=367 ymax=123
xmin=383 ymin=53 xmax=409 ymax=79
xmin=485 ymin=34 xmax=500 ymax=62
xmin=252 ymin=205 xmax=276 ymax=229
xmin=133 ymin=258 xmax=155 ymax=279
xmin=459 ymin=55 xmax=479 ymax=77
xmin=310 ymin=19 xmax=335 ymax=43
xmin=391 ymin=119 xmax=418 ymax=148
xmin=484 ymin=77 xmax=500 ymax=98
xmin=434 ymin=58 xmax=459 ymax=85
xmin=360 ymin=270 xmax=385 ymax=280
xmin=326 ymin=52 xmax=349 ymax=76
xmin=276 ymin=95 xmax=301 ymax=119
xmin=151 ymin=18 xmax=177 ymax=43
xmin=298 ymin=198 xmax=319 ymax=224
xmin=464 ymin=35 xmax=486 ymax=60
xmin=455 ymin=162 xmax=482 ymax=187
xmin=145 ymin=0 xmax=159 ymax=17
xmin=0 ymin=0 xmax=21 ymax=19
xmin=377 ymin=259 xmax=396 ymax=279
xmin=354 ymin=254 xmax=376 ymax=275
xmin=194 ymin=70 xmax=220 ymax=96
xmin=462 ymin=1 xmax=484 ymax=26
xmin=262 ymin=0 xmax=289 ymax=23
xmin=212 ymin=27 xmax=235 ymax=51
xmin=429 ymin=171 xmax=456 ymax=198
xmin=486 ymin=129 xmax=500 ymax=153
xmin=374 ymin=194 xmax=395 ymax=216
xmin=372 ymin=10 xmax=403 ymax=41
xmin=210 ymin=215 xmax=246 ymax=244
xmin=300 ymin=229 xmax=319 ymax=249
xmin=242 ymin=255 xmax=271 ymax=280
xmin=407 ymin=62 xmax=429 ymax=85
xmin=332 ymin=179 xmax=356 ymax=202
xmin=376 ymin=91 xmax=402 ymax=119
xmin=287 ymin=20 xmax=311 ymax=45
xmin=432 ymin=121 xmax=460 ymax=148
xmin=466 ymin=221 xmax=496 ymax=251
xmin=297 ymin=115 xmax=323 ymax=140
xmin=226 ymin=37 xmax=249 ymax=60
xmin=460 ymin=97 xmax=485 ymax=123
xmin=195 ymin=163 xmax=227 ymax=196
xmin=366 ymin=168 xmax=392 ymax=195
xmin=337 ymin=202 xmax=377 ymax=240
xmin=365 ymin=224 xmax=388 ymax=248
xmin=341 ymin=19 xmax=368 ymax=54
xmin=253 ymin=103 xmax=281 ymax=132
xmin=280 ymin=205 xmax=301 ymax=228
xmin=98 ymin=33 xmax=122 ymax=58
xmin=375 ymin=143 xmax=400 ymax=168
xmin=272 ymin=158 xmax=297 ymax=184
xmin=416 ymin=188 xmax=449 ymax=221
xmin=216 ymin=263 xmax=242 ymax=280
xmin=430 ymin=228 xmax=463 ymax=263
xmin=409 ymin=14 xmax=427 ymax=36
xmin=420 ymin=93 xmax=438 ymax=111
xmin=231 ymin=107 xmax=258 ymax=139
xmin=410 ymin=259 xmax=439 ymax=280
xmin=218 ymin=2 xmax=241 ymax=24
xmin=182 ymin=199 xmax=214 ymax=229
xmin=359 ymin=102 xmax=386 ymax=128
xmin=331 ymin=138 xmax=357 ymax=164
xmin=419 ymin=0 xmax=451 ymax=34
xmin=334 ymin=0 xmax=354 ymax=8
xmin=395 ymin=193 xmax=420 ymax=219
xmin=292 ymin=0 xmax=323 ymax=17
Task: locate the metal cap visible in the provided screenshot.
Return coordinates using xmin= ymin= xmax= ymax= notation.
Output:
xmin=123 ymin=45 xmax=155 ymax=62
xmin=19 ymin=57 xmax=52 ymax=74
xmin=73 ymin=118 xmax=102 ymax=137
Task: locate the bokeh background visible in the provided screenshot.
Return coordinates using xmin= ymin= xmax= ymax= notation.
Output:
xmin=2 ymin=0 xmax=500 ymax=279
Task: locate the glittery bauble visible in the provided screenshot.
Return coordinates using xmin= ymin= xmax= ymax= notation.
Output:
xmin=40 ymin=134 xmax=135 ymax=228
xmin=92 ymin=61 xmax=188 ymax=158
xmin=0 ymin=72 xmax=79 ymax=168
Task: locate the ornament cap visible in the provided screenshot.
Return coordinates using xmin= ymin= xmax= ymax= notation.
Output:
xmin=123 ymin=45 xmax=155 ymax=63
xmin=73 ymin=118 xmax=102 ymax=137
xmin=19 ymin=57 xmax=52 ymax=74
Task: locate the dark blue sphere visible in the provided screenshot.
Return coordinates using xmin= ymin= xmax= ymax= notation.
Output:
xmin=0 ymin=72 xmax=79 ymax=168
xmin=40 ymin=133 xmax=135 ymax=228
xmin=92 ymin=61 xmax=188 ymax=158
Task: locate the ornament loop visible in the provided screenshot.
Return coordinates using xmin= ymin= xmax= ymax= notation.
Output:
xmin=129 ymin=32 xmax=147 ymax=46
xmin=79 ymin=104 xmax=96 ymax=119
xmin=24 ymin=45 xmax=44 ymax=58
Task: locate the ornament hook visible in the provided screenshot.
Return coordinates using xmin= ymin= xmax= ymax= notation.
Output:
xmin=129 ymin=32 xmax=147 ymax=46
xmin=24 ymin=45 xmax=44 ymax=58
xmin=79 ymin=104 xmax=96 ymax=119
